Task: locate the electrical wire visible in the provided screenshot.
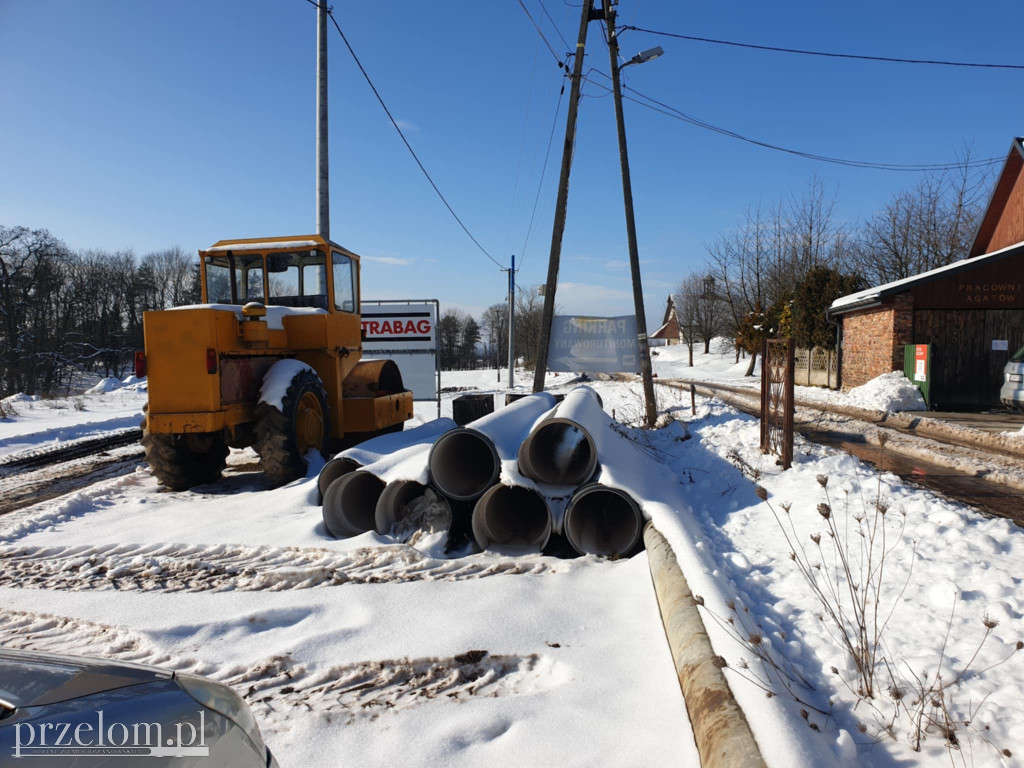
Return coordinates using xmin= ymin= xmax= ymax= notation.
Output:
xmin=537 ymin=0 xmax=572 ymax=51
xmin=622 ymin=25 xmax=1024 ymax=71
xmin=504 ymin=33 xmax=542 ymax=260
xmin=586 ymin=73 xmax=1003 ymax=171
xmin=515 ymin=0 xmax=567 ymax=65
xmin=518 ymin=83 xmax=566 ymax=272
xmin=304 ymin=0 xmax=504 ymax=268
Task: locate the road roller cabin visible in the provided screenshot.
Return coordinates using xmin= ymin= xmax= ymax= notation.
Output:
xmin=139 ymin=234 xmax=413 ymax=490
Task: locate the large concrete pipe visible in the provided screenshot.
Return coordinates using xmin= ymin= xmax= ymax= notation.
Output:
xmin=317 ymin=457 xmax=361 ymax=505
xmin=428 ymin=393 xmax=556 ymax=501
xmin=427 ymin=428 xmax=500 ymax=501
xmin=564 ymin=483 xmax=644 ymax=557
xmin=375 ymin=480 xmax=452 ymax=539
xmin=518 ymin=387 xmax=603 ymax=486
xmin=322 ymin=470 xmax=386 ymax=538
xmin=471 ymin=485 xmax=552 ymax=553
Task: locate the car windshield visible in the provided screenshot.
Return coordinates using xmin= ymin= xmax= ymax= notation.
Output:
xmin=1011 ymin=345 xmax=1024 ymax=363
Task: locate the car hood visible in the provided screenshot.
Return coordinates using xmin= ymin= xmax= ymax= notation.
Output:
xmin=0 ymin=648 xmax=171 ymax=709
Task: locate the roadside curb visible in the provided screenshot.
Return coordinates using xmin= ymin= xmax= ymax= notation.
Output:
xmin=644 ymin=523 xmax=767 ymax=768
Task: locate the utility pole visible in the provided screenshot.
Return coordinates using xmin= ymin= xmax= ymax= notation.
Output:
xmin=532 ymin=0 xmax=595 ymax=393
xmin=316 ymin=1 xmax=330 ymax=238
xmin=605 ymin=2 xmax=658 ymax=427
xmin=508 ymin=255 xmax=516 ymax=388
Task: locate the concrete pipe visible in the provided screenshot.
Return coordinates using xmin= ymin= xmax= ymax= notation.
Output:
xmin=472 ymin=485 xmax=552 ymax=553
xmin=322 ymin=470 xmax=386 ymax=538
xmin=518 ymin=387 xmax=603 ymax=486
xmin=375 ymin=480 xmax=452 ymax=539
xmin=564 ymin=483 xmax=644 ymax=557
xmin=428 ymin=392 xmax=557 ymax=501
xmin=317 ymin=457 xmax=361 ymax=505
xmin=427 ymin=428 xmax=500 ymax=501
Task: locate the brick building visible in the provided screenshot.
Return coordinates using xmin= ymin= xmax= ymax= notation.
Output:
xmin=828 ymin=138 xmax=1024 ymax=408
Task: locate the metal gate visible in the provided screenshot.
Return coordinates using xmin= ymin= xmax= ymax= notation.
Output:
xmin=760 ymin=338 xmax=795 ymax=470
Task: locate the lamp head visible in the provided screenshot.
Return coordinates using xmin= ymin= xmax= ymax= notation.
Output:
xmin=630 ymin=46 xmax=664 ymax=65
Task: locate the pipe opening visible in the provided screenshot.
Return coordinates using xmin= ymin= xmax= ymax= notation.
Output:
xmin=565 ymin=485 xmax=643 ymax=557
xmin=375 ymin=480 xmax=452 ymax=540
xmin=322 ymin=470 xmax=385 ymax=538
xmin=472 ymin=485 xmax=551 ymax=553
xmin=428 ymin=429 xmax=499 ymax=500
xmin=521 ymin=420 xmax=596 ymax=485
xmin=317 ymin=457 xmax=361 ymax=504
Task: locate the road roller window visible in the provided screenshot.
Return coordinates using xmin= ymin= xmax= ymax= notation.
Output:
xmin=203 ymin=253 xmax=264 ymax=304
xmin=333 ymin=252 xmax=356 ymax=313
xmin=204 ymin=256 xmax=233 ymax=303
xmin=267 ymin=250 xmax=329 ymax=309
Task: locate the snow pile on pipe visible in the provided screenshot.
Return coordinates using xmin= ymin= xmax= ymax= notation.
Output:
xmin=339 ymin=418 xmax=458 ymax=467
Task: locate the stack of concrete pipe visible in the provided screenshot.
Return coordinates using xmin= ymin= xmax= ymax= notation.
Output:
xmin=318 ymin=386 xmax=645 ymax=558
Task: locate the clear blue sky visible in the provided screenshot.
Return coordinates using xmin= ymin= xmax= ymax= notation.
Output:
xmin=1 ymin=0 xmax=1021 ymax=328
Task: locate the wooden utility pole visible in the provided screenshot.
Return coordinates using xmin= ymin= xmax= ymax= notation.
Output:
xmin=508 ymin=254 xmax=516 ymax=388
xmin=605 ymin=2 xmax=658 ymax=427
xmin=316 ymin=1 xmax=330 ymax=238
xmin=532 ymin=0 xmax=595 ymax=393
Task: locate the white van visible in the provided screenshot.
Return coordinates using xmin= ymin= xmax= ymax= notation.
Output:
xmin=1000 ymin=345 xmax=1024 ymax=411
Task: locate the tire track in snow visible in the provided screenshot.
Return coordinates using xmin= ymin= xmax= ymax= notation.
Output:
xmin=0 ymin=541 xmax=564 ymax=592
xmin=0 ymin=609 xmax=563 ymax=728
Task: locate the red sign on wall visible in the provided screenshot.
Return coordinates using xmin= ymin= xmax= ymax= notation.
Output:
xmin=914 ymin=344 xmax=928 ymax=382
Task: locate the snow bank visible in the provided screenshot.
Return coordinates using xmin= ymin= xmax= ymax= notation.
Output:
xmin=85 ymin=377 xmax=123 ymax=395
xmin=843 ymin=371 xmax=926 ymax=412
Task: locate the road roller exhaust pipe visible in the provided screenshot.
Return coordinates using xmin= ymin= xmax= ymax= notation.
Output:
xmin=564 ymin=483 xmax=643 ymax=557
xmin=472 ymin=485 xmax=552 ymax=554
xmin=322 ymin=470 xmax=385 ymax=538
xmin=518 ymin=387 xmax=603 ymax=486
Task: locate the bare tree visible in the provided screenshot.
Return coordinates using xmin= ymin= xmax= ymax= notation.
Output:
xmin=851 ymin=151 xmax=989 ymax=285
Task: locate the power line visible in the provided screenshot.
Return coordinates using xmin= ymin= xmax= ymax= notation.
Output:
xmin=304 ymin=0 xmax=503 ymax=268
xmin=587 ymin=73 xmax=1003 ymax=172
xmin=518 ymin=83 xmax=566 ymax=272
xmin=515 ymin=0 xmax=567 ymax=65
xmin=623 ymin=25 xmax=1024 ymax=71
xmin=536 ymin=0 xmax=572 ymax=51
xmin=514 ymin=1 xmax=1007 ymax=172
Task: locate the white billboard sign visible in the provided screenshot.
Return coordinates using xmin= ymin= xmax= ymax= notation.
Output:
xmin=548 ymin=315 xmax=640 ymax=373
xmin=360 ymin=301 xmax=440 ymax=407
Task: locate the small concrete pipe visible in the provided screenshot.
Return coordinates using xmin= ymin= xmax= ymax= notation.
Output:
xmin=564 ymin=483 xmax=644 ymax=557
xmin=518 ymin=387 xmax=603 ymax=486
xmin=471 ymin=485 xmax=552 ymax=553
xmin=322 ymin=470 xmax=386 ymax=538
xmin=375 ymin=480 xmax=452 ymax=538
xmin=317 ymin=457 xmax=361 ymax=505
xmin=428 ymin=392 xmax=557 ymax=501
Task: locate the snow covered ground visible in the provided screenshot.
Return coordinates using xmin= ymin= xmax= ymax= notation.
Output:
xmin=0 ymin=382 xmax=147 ymax=459
xmin=651 ymin=340 xmax=927 ymax=413
xmin=1 ymin=354 xmax=1022 ymax=767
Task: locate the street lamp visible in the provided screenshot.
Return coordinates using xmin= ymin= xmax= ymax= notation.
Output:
xmin=605 ymin=10 xmax=663 ymax=427
xmin=623 ymin=46 xmax=664 ymax=69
